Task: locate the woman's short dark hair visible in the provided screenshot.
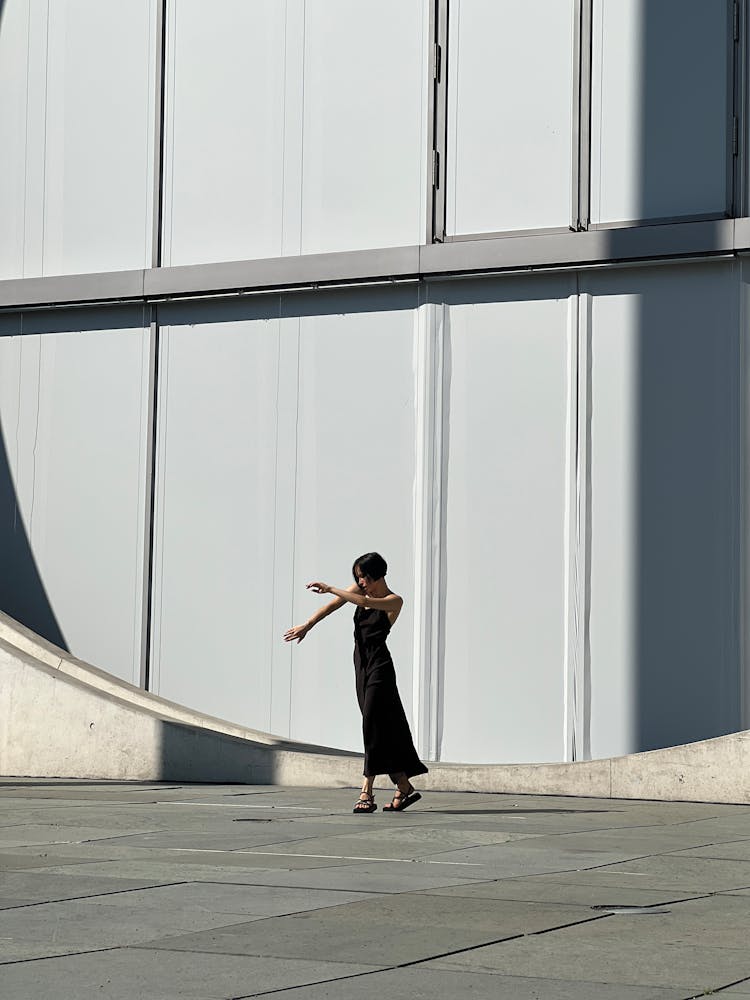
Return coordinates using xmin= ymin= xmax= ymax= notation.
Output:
xmin=352 ymin=552 xmax=388 ymax=583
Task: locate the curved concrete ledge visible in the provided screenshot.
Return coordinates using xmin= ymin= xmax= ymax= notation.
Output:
xmin=1 ymin=610 xmax=748 ymax=803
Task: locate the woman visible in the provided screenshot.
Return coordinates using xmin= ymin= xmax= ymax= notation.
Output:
xmin=284 ymin=552 xmax=427 ymax=813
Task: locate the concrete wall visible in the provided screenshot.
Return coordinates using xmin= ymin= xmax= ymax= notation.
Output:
xmin=2 ymin=609 xmax=749 ymax=805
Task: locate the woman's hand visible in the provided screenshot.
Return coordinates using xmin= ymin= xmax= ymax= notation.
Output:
xmin=306 ymin=581 xmax=331 ymax=594
xmin=283 ymin=622 xmax=311 ymax=644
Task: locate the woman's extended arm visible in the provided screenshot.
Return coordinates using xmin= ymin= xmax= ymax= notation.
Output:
xmin=307 ymin=582 xmax=403 ymax=613
xmin=283 ymin=583 xmax=361 ymax=643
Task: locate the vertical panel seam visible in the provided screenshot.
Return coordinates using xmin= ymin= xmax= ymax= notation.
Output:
xmin=269 ymin=304 xmax=283 ymax=731
xmin=288 ymin=307 xmax=301 ymax=738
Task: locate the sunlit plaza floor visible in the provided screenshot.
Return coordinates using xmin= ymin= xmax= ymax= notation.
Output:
xmin=1 ymin=779 xmax=750 ymax=998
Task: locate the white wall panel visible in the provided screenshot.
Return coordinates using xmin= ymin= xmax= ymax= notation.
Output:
xmin=289 ymin=288 xmax=418 ymax=753
xmin=151 ymin=290 xmax=418 ymax=752
xmin=300 ymin=1 xmax=428 ymax=254
xmin=436 ymin=278 xmax=572 ymax=764
xmin=164 ymin=1 xmax=428 ymax=265
xmin=591 ymin=0 xmax=730 ymax=225
xmin=586 ymin=264 xmax=741 ymax=759
xmin=0 ymin=0 xmax=156 ymax=278
xmin=162 ymin=0 xmax=286 ymax=266
xmin=0 ymin=0 xmax=33 ymax=278
xmin=0 ymin=308 xmax=151 ymax=684
xmin=42 ymin=0 xmax=157 ymax=275
xmin=150 ymin=301 xmax=280 ymax=728
xmin=446 ymin=0 xmax=575 ymax=236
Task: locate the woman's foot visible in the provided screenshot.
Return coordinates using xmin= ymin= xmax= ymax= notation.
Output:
xmin=383 ymin=784 xmax=421 ymax=812
xmin=353 ymin=793 xmax=377 ymax=814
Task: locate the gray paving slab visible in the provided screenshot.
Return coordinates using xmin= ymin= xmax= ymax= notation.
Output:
xmin=7 ymin=843 xmax=357 ymax=869
xmin=673 ymin=839 xmax=750 ymax=861
xmin=24 ymin=860 xmax=289 ymax=883
xmin=517 ymin=825 xmax=747 ymax=855
xmin=0 ymin=948 xmax=380 ymax=1000
xmin=407 ymin=841 xmax=638 ymax=875
xmin=204 ymin=861 xmax=491 ymax=894
xmin=415 ymin=878 xmax=705 ymax=909
xmin=101 ymin=828 xmax=339 ymax=851
xmin=427 ymin=937 xmax=750 ymax=993
xmin=73 ymin=881 xmax=382 ymax=918
xmin=245 ymin=827 xmax=534 ymax=861
xmin=0 ymin=895 xmax=254 ymax=963
xmin=524 ymin=854 xmax=750 ymax=892
xmin=0 ymin=851 xmax=108 ymax=871
xmin=0 ymin=824 xmax=163 ymax=848
xmin=259 ymin=966 xmax=691 ymax=1000
xmin=0 ymin=872 xmax=180 ymax=905
xmin=140 ymin=894 xmax=597 ymax=966
xmin=427 ymin=894 xmax=750 ymax=990
xmin=3 ymin=782 xmax=750 ymax=999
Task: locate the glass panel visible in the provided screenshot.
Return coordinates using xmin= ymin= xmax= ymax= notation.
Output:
xmin=446 ymin=0 xmax=576 ymax=236
xmin=590 ymin=0 xmax=730 ymax=225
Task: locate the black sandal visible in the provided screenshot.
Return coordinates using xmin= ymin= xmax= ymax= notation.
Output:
xmin=383 ymin=786 xmax=421 ymax=812
xmin=353 ymin=793 xmax=377 ymax=814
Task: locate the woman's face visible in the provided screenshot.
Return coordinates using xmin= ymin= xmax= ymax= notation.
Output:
xmin=355 ymin=567 xmax=373 ymax=593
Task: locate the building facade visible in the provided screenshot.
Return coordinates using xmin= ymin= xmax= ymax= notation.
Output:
xmin=1 ymin=0 xmax=749 ymax=765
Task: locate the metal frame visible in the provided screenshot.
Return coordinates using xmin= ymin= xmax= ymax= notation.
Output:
xmin=428 ymin=0 xmax=449 ymax=243
xmin=439 ymin=0 xmax=738 ymax=244
xmin=733 ymin=0 xmax=747 ymax=217
xmin=138 ymin=307 xmax=160 ymax=691
xmin=573 ymin=0 xmax=593 ymax=232
xmin=151 ymin=0 xmax=168 ymax=270
xmin=1 ymin=218 xmax=744 ymax=313
xmin=138 ymin=0 xmax=168 ymax=691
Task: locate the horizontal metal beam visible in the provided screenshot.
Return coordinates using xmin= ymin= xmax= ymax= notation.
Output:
xmin=0 ymin=219 xmax=745 ymax=312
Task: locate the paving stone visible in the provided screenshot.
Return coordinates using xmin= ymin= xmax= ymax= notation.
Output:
xmin=0 ymin=872 xmax=176 ymax=905
xmin=426 ymin=895 xmax=750 ymax=990
xmin=517 ymin=826 xmax=747 ymax=856
xmin=0 ymin=824 xmax=163 ymax=849
xmin=209 ymin=862 xmax=490 ymax=894
xmin=415 ymin=878 xmax=702 ymax=909
xmin=405 ymin=841 xmax=637 ymax=876
xmin=0 ymin=852 xmax=106 ymax=871
xmin=0 ymin=896 xmax=254 ymax=963
xmin=140 ymin=894 xmax=596 ymax=965
xmin=3 ymin=782 xmax=750 ymax=998
xmin=259 ymin=966 xmax=691 ymax=1000
xmin=672 ymin=840 xmax=750 ymax=862
xmin=74 ymin=881 xmax=381 ymax=917
xmin=523 ymin=854 xmax=750 ymax=893
xmin=0 ymin=947 xmax=379 ymax=1000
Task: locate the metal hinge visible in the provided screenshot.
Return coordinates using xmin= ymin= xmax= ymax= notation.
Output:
xmin=733 ymin=117 xmax=739 ymax=156
xmin=734 ymin=1 xmax=740 ymax=41
xmin=433 ymin=43 xmax=442 ymax=82
xmin=432 ymin=149 xmax=440 ymax=188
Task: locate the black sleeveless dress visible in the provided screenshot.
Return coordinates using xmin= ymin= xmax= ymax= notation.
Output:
xmin=353 ymin=606 xmax=428 ymax=781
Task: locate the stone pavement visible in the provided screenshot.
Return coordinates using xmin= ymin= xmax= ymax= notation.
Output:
xmin=1 ymin=781 xmax=750 ymax=999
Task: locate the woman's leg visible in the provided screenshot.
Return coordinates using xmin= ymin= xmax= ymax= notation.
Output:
xmin=382 ymin=772 xmax=421 ymax=811
xmin=353 ymin=774 xmax=377 ymax=813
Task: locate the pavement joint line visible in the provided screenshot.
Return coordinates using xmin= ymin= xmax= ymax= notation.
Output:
xmin=163 ymin=848 xmax=485 ymax=865
xmin=227 ymin=964 xmax=398 ymax=999
xmin=0 ymin=945 xmax=120 ymax=967
xmin=682 ymin=973 xmax=750 ymax=999
xmin=0 ymin=880 xmax=194 ymax=911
